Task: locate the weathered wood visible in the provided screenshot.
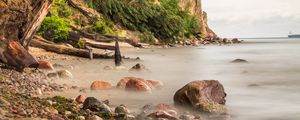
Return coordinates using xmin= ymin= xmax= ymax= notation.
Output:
xmin=21 ymin=0 xmax=54 ymax=49
xmin=70 ymin=26 xmax=143 ymax=48
xmin=85 ymin=42 xmax=115 ymax=50
xmin=31 ymin=36 xmax=113 ymax=59
xmin=114 ymin=41 xmax=122 ymax=66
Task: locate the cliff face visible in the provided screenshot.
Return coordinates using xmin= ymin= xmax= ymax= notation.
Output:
xmin=178 ymin=0 xmax=215 ymax=38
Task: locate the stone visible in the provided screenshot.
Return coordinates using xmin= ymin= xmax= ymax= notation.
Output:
xmin=75 ymin=95 xmax=86 ymax=104
xmin=57 ymin=70 xmax=73 ymax=79
xmin=103 ymin=66 xmax=114 ymax=70
xmin=179 ymin=114 xmax=196 ymax=120
xmin=91 ymin=115 xmax=103 ymax=120
xmin=173 ymin=80 xmax=226 ymax=113
xmin=146 ymin=80 xmax=163 ymax=89
xmin=232 ymin=38 xmax=241 ymax=43
xmin=82 ymin=97 xmax=113 ymax=114
xmin=78 ymin=116 xmax=85 ymax=120
xmin=47 ymin=72 xmax=59 ymax=79
xmin=117 ymin=77 xmax=144 ymax=88
xmin=147 ymin=110 xmax=178 ymax=120
xmin=115 ymin=104 xmax=129 ymax=115
xmin=231 ymin=59 xmax=248 ymax=63
xmin=38 ymin=61 xmax=54 ymax=70
xmin=129 ymin=63 xmax=148 ymax=71
xmin=125 ymin=78 xmax=151 ymax=92
xmin=65 ymin=111 xmax=71 ymax=115
xmin=90 ymin=81 xmax=113 ymax=90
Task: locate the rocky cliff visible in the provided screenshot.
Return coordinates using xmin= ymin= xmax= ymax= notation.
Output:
xmin=178 ymin=0 xmax=216 ymax=38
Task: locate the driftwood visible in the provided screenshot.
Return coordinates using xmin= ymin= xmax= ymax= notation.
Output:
xmin=85 ymin=42 xmax=115 ymax=50
xmin=71 ymin=26 xmax=143 ymax=48
xmin=31 ymin=36 xmax=113 ymax=59
xmin=114 ymin=41 xmax=122 ymax=66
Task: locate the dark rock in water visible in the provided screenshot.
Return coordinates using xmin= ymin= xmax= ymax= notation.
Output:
xmin=129 ymin=63 xmax=148 ymax=71
xmin=115 ymin=40 xmax=122 ymax=66
xmin=173 ymin=80 xmax=226 ymax=113
xmin=82 ymin=97 xmax=113 ymax=115
xmin=248 ymin=84 xmax=260 ymax=87
xmin=47 ymin=72 xmax=59 ymax=79
xmin=232 ymin=38 xmax=241 ymax=43
xmin=231 ymin=59 xmax=248 ymax=63
xmin=115 ymin=104 xmax=135 ymax=120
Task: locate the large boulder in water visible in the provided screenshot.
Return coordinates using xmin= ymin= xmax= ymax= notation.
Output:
xmin=125 ymin=78 xmax=151 ymax=92
xmin=173 ymin=80 xmax=226 ymax=113
xmin=90 ymin=81 xmax=112 ymax=90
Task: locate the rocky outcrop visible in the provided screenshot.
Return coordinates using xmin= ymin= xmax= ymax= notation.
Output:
xmin=174 ymin=80 xmax=226 ymax=113
xmin=178 ymin=0 xmax=216 ymax=38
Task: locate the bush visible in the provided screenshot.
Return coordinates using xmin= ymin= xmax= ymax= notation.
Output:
xmin=85 ymin=0 xmax=200 ymax=42
xmin=87 ymin=19 xmax=115 ymax=34
xmin=50 ymin=0 xmax=73 ymax=18
xmin=39 ymin=16 xmax=71 ymax=41
xmin=139 ymin=31 xmax=156 ymax=45
xmin=76 ymin=39 xmax=85 ymax=49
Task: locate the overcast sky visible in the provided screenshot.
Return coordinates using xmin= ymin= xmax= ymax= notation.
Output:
xmin=202 ymin=0 xmax=300 ymax=38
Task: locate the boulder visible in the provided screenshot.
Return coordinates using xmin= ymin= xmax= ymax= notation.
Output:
xmin=232 ymin=38 xmax=241 ymax=43
xmin=75 ymin=95 xmax=86 ymax=104
xmin=173 ymin=80 xmax=226 ymax=113
xmin=116 ymin=77 xmax=144 ymax=89
xmin=146 ymin=80 xmax=163 ymax=89
xmin=38 ymin=61 xmax=54 ymax=70
xmin=231 ymin=59 xmax=248 ymax=63
xmin=90 ymin=81 xmax=112 ymax=90
xmin=82 ymin=97 xmax=113 ymax=115
xmin=125 ymin=78 xmax=151 ymax=92
xmin=57 ymin=70 xmax=73 ymax=79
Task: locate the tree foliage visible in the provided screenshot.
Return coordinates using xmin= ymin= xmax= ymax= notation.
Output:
xmin=85 ymin=0 xmax=199 ymax=42
xmin=39 ymin=16 xmax=71 ymax=41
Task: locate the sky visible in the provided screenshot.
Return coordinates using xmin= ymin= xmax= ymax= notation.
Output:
xmin=202 ymin=0 xmax=300 ymax=38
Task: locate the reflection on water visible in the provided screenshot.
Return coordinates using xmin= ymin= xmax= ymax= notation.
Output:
xmin=50 ymin=38 xmax=300 ymax=120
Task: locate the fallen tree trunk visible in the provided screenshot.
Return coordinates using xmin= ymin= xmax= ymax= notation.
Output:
xmin=85 ymin=42 xmax=115 ymax=50
xmin=71 ymin=26 xmax=143 ymax=48
xmin=31 ymin=36 xmax=113 ymax=59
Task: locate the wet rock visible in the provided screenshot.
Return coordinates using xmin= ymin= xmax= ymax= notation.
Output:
xmin=115 ymin=104 xmax=129 ymax=115
xmin=248 ymin=84 xmax=260 ymax=87
xmin=82 ymin=97 xmax=113 ymax=115
xmin=147 ymin=110 xmax=179 ymax=120
xmin=231 ymin=59 xmax=248 ymax=63
xmin=129 ymin=63 xmax=148 ymax=71
xmin=103 ymin=66 xmax=114 ymax=70
xmin=47 ymin=72 xmax=59 ymax=79
xmin=117 ymin=77 xmax=144 ymax=89
xmin=38 ymin=61 xmax=54 ymax=70
xmin=174 ymin=80 xmax=226 ymax=113
xmin=146 ymin=80 xmax=163 ymax=89
xmin=90 ymin=81 xmax=113 ymax=90
xmin=75 ymin=95 xmax=86 ymax=104
xmin=57 ymin=70 xmax=73 ymax=79
xmin=125 ymin=78 xmax=151 ymax=92
xmin=232 ymin=38 xmax=241 ymax=43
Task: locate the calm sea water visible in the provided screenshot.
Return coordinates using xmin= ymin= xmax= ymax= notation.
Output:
xmin=51 ymin=38 xmax=300 ymax=120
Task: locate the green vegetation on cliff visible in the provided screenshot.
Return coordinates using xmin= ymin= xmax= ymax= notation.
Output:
xmin=85 ymin=0 xmax=200 ymax=43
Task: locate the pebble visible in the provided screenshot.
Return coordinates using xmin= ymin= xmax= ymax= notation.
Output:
xmin=91 ymin=115 xmax=103 ymax=120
